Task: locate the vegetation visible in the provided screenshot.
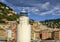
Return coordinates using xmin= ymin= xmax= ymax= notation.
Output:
xmin=29 ymin=19 xmax=34 ymax=25
xmin=40 ymin=19 xmax=60 ymax=28
xmin=0 ymin=2 xmax=19 ymax=22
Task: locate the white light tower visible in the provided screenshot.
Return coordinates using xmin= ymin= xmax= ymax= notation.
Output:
xmin=17 ymin=9 xmax=31 ymax=42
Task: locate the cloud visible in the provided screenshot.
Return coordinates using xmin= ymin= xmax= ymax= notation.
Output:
xmin=30 ymin=8 xmax=39 ymax=12
xmin=0 ymin=0 xmax=5 ymax=2
xmin=5 ymin=0 xmax=60 ymax=7
xmin=27 ymin=5 xmax=60 ymax=16
xmin=40 ymin=6 xmax=60 ymax=15
xmin=52 ymin=6 xmax=60 ymax=15
xmin=28 ymin=2 xmax=60 ymax=16
xmin=31 ymin=2 xmax=51 ymax=10
xmin=41 ymin=2 xmax=50 ymax=9
xmin=8 ymin=3 xmax=60 ymax=16
xmin=27 ymin=2 xmax=53 ymax=15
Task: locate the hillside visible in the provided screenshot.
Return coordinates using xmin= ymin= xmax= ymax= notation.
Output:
xmin=40 ymin=19 xmax=60 ymax=28
xmin=0 ymin=2 xmax=19 ymax=23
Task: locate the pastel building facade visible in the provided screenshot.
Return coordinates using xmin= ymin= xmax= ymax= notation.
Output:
xmin=31 ymin=21 xmax=60 ymax=40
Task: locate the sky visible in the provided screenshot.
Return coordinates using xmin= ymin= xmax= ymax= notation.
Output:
xmin=0 ymin=0 xmax=60 ymax=21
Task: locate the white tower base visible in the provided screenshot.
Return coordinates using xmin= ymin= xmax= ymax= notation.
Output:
xmin=17 ymin=16 xmax=31 ymax=42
